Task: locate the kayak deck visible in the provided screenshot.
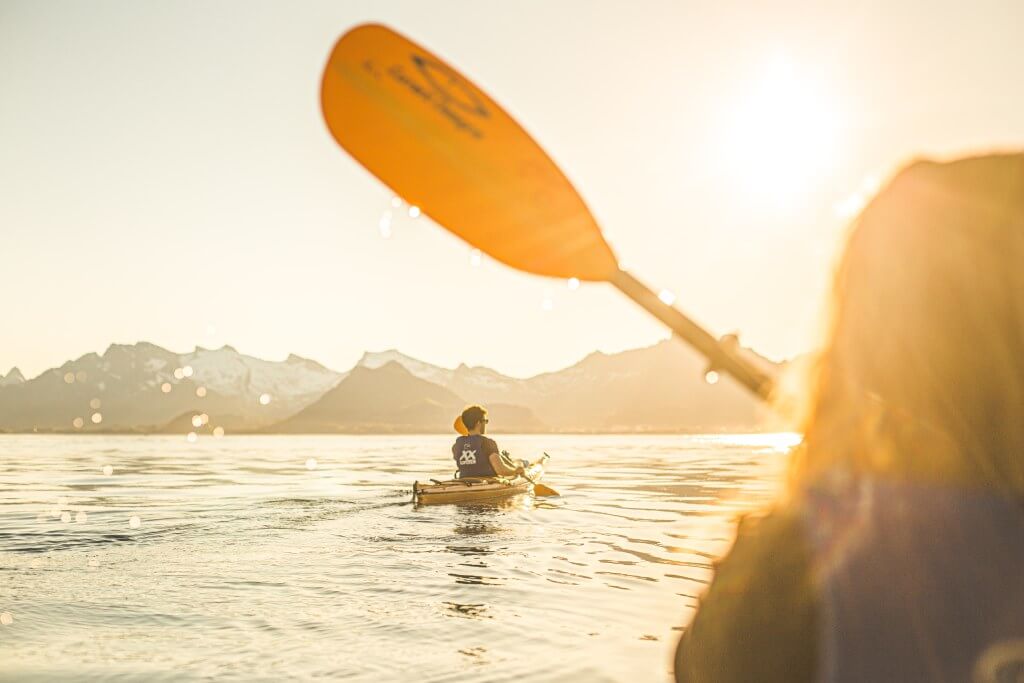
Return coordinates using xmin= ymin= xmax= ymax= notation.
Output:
xmin=413 ymin=456 xmax=548 ymax=505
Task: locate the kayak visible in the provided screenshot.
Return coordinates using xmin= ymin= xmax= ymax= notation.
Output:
xmin=413 ymin=455 xmax=549 ymax=505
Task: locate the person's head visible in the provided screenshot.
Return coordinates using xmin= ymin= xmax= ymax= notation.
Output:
xmin=461 ymin=405 xmax=489 ymax=435
xmin=792 ymin=153 xmax=1024 ymax=495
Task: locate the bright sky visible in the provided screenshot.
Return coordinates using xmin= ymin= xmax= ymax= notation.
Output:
xmin=3 ymin=0 xmax=1022 ymax=379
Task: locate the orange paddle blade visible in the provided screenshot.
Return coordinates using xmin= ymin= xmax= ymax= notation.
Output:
xmin=320 ymin=24 xmax=618 ymax=282
xmin=533 ymin=483 xmax=559 ymax=497
xmin=453 ymin=415 xmax=469 ymax=436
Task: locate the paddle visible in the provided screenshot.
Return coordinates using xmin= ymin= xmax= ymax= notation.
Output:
xmin=528 ymin=478 xmax=559 ymax=498
xmin=320 ymin=23 xmax=775 ymax=401
xmin=527 ymin=453 xmax=559 ymax=497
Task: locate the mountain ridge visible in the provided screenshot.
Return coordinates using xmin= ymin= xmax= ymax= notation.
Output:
xmin=0 ymin=367 xmax=25 ymax=386
xmin=0 ymin=339 xmax=784 ymax=435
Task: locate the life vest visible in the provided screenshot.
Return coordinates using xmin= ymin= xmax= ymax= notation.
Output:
xmin=452 ymin=435 xmax=497 ymax=478
xmin=807 ymin=479 xmax=1024 ymax=682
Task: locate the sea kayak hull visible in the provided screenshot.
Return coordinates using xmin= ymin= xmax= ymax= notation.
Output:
xmin=413 ymin=456 xmax=548 ymax=505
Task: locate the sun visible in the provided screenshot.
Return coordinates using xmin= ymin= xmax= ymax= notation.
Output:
xmin=720 ymin=55 xmax=844 ymax=208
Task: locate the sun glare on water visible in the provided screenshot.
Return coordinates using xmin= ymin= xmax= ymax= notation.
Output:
xmin=721 ymin=56 xmax=843 ymax=208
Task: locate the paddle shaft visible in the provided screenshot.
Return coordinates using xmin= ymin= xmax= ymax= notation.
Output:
xmin=612 ymin=270 xmax=775 ymax=401
xmin=522 ymin=453 xmax=557 ymax=496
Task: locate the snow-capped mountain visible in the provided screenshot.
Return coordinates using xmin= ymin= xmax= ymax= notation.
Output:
xmin=0 ymin=367 xmax=25 ymax=387
xmin=0 ymin=339 xmax=781 ymax=434
xmin=274 ymin=361 xmax=466 ymax=433
xmin=0 ymin=343 xmax=340 ymax=432
xmin=178 ymin=345 xmax=340 ymax=410
xmin=275 ymin=361 xmax=546 ymax=434
xmin=354 ymin=350 xmax=454 ymax=386
xmin=353 ymin=350 xmax=533 ymax=405
xmin=347 ymin=341 xmax=779 ymax=432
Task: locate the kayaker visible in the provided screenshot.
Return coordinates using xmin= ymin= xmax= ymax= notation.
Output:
xmin=675 ymin=153 xmax=1024 ymax=682
xmin=452 ymin=405 xmax=524 ymax=478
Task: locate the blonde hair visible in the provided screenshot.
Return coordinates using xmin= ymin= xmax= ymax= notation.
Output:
xmin=791 ymin=153 xmax=1024 ymax=494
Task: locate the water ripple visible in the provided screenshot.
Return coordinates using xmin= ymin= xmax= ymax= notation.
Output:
xmin=0 ymin=433 xmax=789 ymax=682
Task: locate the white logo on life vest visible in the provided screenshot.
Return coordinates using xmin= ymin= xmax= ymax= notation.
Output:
xmin=459 ymin=447 xmax=477 ymax=465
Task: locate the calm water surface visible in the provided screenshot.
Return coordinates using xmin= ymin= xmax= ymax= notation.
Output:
xmin=0 ymin=434 xmax=795 ymax=681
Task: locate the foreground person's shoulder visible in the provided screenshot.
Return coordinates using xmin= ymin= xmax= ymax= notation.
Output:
xmin=674 ymin=506 xmax=817 ymax=683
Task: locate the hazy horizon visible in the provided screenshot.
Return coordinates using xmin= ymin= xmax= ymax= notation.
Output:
xmin=4 ymin=0 xmax=1022 ymax=379
xmin=0 ymin=335 xmax=686 ymax=383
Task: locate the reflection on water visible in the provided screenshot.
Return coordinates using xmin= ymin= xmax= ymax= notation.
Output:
xmin=445 ymin=601 xmax=491 ymax=619
xmin=0 ymin=433 xmax=793 ymax=682
xmin=447 ymin=506 xmax=518 ymax=586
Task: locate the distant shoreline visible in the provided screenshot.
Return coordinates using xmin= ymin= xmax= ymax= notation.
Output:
xmin=0 ymin=427 xmax=781 ymax=436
